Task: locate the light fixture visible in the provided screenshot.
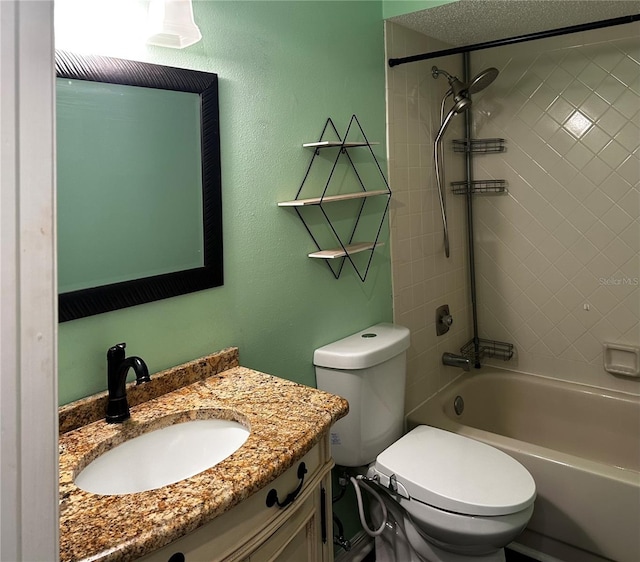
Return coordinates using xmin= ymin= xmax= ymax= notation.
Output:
xmin=147 ymin=0 xmax=202 ymax=49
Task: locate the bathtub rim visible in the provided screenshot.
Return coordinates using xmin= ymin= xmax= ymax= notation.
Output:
xmin=406 ymin=366 xmax=640 ymax=484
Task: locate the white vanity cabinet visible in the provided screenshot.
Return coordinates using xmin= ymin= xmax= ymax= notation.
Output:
xmin=139 ymin=436 xmax=334 ymax=562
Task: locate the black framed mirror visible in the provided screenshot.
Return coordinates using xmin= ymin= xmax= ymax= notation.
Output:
xmin=56 ymin=51 xmax=223 ymax=322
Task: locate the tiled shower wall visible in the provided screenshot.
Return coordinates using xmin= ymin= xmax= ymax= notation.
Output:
xmin=470 ymin=23 xmax=639 ymax=393
xmin=387 ymin=20 xmax=639 ymax=406
xmin=385 ymin=22 xmax=473 ymax=413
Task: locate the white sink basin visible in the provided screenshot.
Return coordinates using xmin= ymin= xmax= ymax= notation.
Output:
xmin=74 ymin=419 xmax=250 ymax=495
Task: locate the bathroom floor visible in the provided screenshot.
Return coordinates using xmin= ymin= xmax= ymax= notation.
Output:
xmin=363 ymin=547 xmax=537 ymax=561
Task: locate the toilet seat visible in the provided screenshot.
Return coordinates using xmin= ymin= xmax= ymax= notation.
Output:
xmin=370 ymin=425 xmax=536 ymax=516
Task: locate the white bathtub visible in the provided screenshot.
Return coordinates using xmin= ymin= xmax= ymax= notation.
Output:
xmin=407 ymin=367 xmax=640 ymax=562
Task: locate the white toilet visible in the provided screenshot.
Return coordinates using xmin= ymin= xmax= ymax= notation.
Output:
xmin=314 ymin=323 xmax=536 ymax=562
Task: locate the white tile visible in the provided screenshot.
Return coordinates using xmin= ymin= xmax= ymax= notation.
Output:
xmin=597 ymin=107 xmax=628 ymax=137
xmin=590 ymin=285 xmax=621 ymax=315
xmin=591 ymin=45 xmax=625 ymax=73
xmin=569 ymin=236 xmax=600 ymax=266
xmin=536 ymin=202 xmax=565 ymax=231
xmin=541 ymin=295 xmax=569 ymax=323
xmin=528 ymin=309 xmax=556 ymax=338
xmin=618 ymin=188 xmax=639 ymax=221
xmin=581 ymin=156 xmax=614 ymax=186
xmin=585 ymin=219 xmax=617 ymax=254
xmin=586 ymin=252 xmax=617 ymax=280
xmin=530 ymin=83 xmax=559 ymax=111
xmin=553 ymin=219 xmax=583 ymax=248
xmin=604 ymin=237 xmax=637 ymax=267
xmin=525 ymin=278 xmax=553 ymax=305
xmin=554 ymin=250 xmax=583 ymax=280
xmin=516 ymin=71 xmax=544 ymax=98
xmin=583 ymin=188 xmax=614 ymax=217
xmin=547 ymin=127 xmax=576 ymax=154
xmin=612 ymin=55 xmax=640 ymax=89
xmin=599 ymin=171 xmax=632 ymax=203
xmin=572 ymin=269 xmax=599 ymax=298
xmin=537 ymin=233 xmax=566 ymax=263
xmin=561 ymin=49 xmax=591 ymax=76
xmin=562 ymin=80 xmax=591 ymax=107
xmin=547 ymin=97 xmax=574 ymax=123
xmin=540 ymin=264 xmax=569 ymax=294
xmin=596 ymin=75 xmax=627 ymax=106
xmin=566 ymin=203 xmax=598 ymax=232
xmin=512 ymin=323 xmax=540 ymax=352
xmin=511 ymin=293 xmax=540 ymax=321
xmin=564 ymin=110 xmax=594 ymax=139
xmin=518 ymin=100 xmax=543 ymax=127
xmin=614 ymin=121 xmax=640 ymax=153
xmin=556 ymin=283 xmax=586 ymax=311
xmin=565 ymin=143 xmax=593 ymax=169
xmin=602 ymin=204 xmax=634 ymax=235
xmin=557 ymin=312 xmax=586 ymax=343
xmin=573 ymin=304 xmax=602 ymax=331
xmin=578 ymin=62 xmax=608 ymax=90
xmin=543 ymin=327 xmax=571 ymax=355
xmin=610 ymin=301 xmax=639 ymax=333
xmin=622 ymin=290 xmax=640 ymax=318
xmin=580 ymin=93 xmax=609 ymax=121
xmin=616 ymin=154 xmax=640 ymax=186
xmin=589 ymin=316 xmax=622 ymax=342
xmin=621 ymin=322 xmax=639 ymax=346
xmin=580 ymin=125 xmax=611 ymax=154
xmin=532 ymin=143 xmax=562 ymax=174
xmin=600 ymin=140 xmax=631 ymax=170
xmin=546 ymin=66 xmax=574 ymax=92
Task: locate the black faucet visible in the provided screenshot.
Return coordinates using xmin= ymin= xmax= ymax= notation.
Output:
xmin=106 ymin=343 xmax=151 ymax=423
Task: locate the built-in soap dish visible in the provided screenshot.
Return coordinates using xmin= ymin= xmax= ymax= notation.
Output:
xmin=603 ymin=343 xmax=640 ymax=378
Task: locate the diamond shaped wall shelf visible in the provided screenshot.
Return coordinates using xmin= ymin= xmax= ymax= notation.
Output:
xmin=278 ymin=115 xmax=391 ymax=281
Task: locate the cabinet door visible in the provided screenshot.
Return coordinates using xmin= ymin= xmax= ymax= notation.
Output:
xmin=249 ymin=484 xmax=324 ymax=562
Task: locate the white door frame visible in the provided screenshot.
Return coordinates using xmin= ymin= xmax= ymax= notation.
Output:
xmin=1 ymin=1 xmax=58 ymax=560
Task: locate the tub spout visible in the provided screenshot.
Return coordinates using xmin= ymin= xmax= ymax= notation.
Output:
xmin=442 ymin=352 xmax=471 ymax=372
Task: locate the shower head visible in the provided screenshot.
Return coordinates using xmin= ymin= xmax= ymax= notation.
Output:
xmin=467 ymin=67 xmax=499 ymax=95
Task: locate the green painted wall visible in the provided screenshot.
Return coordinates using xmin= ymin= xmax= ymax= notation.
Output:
xmin=57 ymin=0 xmax=392 ymax=405
xmin=382 ymin=0 xmax=458 ymax=20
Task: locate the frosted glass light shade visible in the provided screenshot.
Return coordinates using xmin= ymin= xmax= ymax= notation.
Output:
xmin=147 ymin=0 xmax=202 ymax=49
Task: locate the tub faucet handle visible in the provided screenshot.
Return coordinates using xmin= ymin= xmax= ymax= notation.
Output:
xmin=436 ymin=304 xmax=453 ymax=336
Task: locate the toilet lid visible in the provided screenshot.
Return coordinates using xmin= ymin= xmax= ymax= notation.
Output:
xmin=374 ymin=425 xmax=536 ymax=516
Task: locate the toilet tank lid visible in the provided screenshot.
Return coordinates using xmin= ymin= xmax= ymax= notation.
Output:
xmin=313 ymin=323 xmax=410 ymax=370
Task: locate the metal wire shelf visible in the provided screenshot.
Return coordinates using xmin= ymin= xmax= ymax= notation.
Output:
xmin=452 ymin=138 xmax=506 ymax=153
xmin=461 ymin=338 xmax=514 ymax=362
xmin=451 ymin=179 xmax=508 ymax=195
xmin=279 ymin=115 xmax=390 ymax=282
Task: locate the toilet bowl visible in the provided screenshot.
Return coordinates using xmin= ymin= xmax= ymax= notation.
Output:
xmin=314 ymin=323 xmax=536 ymax=561
xmin=368 ymin=425 xmax=535 ymax=561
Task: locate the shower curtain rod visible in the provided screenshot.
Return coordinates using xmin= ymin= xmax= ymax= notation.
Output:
xmin=388 ymin=13 xmax=640 ymax=67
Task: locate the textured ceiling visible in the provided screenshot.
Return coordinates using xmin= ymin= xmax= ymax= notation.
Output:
xmin=390 ymin=0 xmax=640 ymax=46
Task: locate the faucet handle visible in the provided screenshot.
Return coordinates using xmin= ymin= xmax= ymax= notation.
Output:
xmin=107 ymin=342 xmax=126 ymax=361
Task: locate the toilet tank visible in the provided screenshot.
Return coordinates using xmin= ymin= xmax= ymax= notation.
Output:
xmin=314 ymin=323 xmax=410 ymax=467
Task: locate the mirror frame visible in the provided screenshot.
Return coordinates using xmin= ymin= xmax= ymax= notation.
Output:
xmin=56 ymin=51 xmax=223 ymax=322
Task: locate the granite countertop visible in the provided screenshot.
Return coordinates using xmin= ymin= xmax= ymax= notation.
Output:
xmin=59 ymin=348 xmax=349 ymax=562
